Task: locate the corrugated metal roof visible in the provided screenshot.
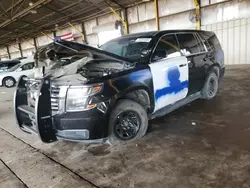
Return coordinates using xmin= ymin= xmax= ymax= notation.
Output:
xmin=0 ymin=0 xmax=142 ymax=46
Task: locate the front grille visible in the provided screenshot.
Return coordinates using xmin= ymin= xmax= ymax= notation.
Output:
xmin=51 ymin=85 xmax=60 ymax=112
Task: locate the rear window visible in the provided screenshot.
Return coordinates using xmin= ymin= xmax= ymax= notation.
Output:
xmin=8 ymin=62 xmax=19 ymax=68
xmin=199 ymin=31 xmax=221 ymax=51
xmin=0 ymin=60 xmax=19 ymax=68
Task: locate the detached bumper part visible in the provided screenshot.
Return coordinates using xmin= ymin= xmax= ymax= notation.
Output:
xmin=17 ymin=105 xmax=38 ymax=134
xmin=53 ymin=108 xmax=109 ymax=140
xmin=56 ymin=129 xmax=90 ymax=140
xmin=56 ymin=129 xmax=108 ymax=143
xmin=15 ymin=77 xmax=57 ymax=143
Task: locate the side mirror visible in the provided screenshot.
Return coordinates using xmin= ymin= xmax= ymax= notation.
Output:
xmin=140 ymin=48 xmax=150 ymax=57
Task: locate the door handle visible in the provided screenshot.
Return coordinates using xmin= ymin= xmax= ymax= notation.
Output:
xmin=179 ymin=64 xmax=187 ymax=67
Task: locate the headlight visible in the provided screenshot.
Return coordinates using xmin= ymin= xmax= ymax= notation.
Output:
xmin=66 ymin=85 xmax=102 ymax=112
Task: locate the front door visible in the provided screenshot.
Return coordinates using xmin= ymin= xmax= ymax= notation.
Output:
xmin=149 ymin=34 xmax=189 ymax=112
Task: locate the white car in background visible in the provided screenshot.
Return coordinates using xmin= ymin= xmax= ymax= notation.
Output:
xmin=0 ymin=58 xmax=35 ymax=88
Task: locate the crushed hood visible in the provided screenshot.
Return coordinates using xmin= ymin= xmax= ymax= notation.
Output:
xmin=34 ymin=40 xmax=133 ymax=68
xmin=33 ymin=40 xmax=135 ymax=81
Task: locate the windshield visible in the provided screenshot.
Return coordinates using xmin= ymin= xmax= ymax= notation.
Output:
xmin=9 ymin=63 xmax=21 ymax=72
xmin=101 ymin=37 xmax=152 ymax=59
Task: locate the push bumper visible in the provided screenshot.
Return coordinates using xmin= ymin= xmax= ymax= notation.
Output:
xmin=14 ymin=76 xmax=109 ymax=143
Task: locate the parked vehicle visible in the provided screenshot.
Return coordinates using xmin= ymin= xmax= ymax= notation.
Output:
xmin=0 ymin=60 xmax=20 ymax=73
xmin=14 ymin=30 xmax=224 ymax=144
xmin=0 ymin=59 xmax=34 ymax=87
xmin=14 ymin=57 xmax=27 ymax=61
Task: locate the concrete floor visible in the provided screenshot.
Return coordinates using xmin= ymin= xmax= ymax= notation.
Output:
xmin=1 ymin=65 xmax=250 ymax=188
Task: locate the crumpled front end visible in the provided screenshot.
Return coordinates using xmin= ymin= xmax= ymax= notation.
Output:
xmin=14 ymin=40 xmax=135 ymax=143
xmin=14 ymin=75 xmax=111 ymax=143
xmin=14 ymin=76 xmax=57 ymax=143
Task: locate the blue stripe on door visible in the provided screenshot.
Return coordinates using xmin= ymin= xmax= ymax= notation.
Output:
xmin=155 ymin=66 xmax=188 ymax=100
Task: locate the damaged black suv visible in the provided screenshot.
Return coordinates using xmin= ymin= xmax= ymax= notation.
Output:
xmin=14 ymin=30 xmax=225 ymax=144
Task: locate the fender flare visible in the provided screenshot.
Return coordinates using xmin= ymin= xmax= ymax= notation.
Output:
xmin=110 ymin=84 xmax=155 ymax=114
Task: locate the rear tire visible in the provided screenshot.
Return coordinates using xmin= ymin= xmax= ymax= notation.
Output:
xmin=108 ymin=99 xmax=148 ymax=145
xmin=201 ymin=72 xmax=219 ymax=99
xmin=3 ymin=77 xmax=16 ymax=88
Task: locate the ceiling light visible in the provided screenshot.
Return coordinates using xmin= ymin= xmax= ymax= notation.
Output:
xmin=29 ymin=2 xmax=34 ymax=6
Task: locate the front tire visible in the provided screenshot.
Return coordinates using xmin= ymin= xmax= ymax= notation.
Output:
xmin=108 ymin=99 xmax=148 ymax=145
xmin=3 ymin=77 xmax=16 ymax=88
xmin=201 ymin=72 xmax=219 ymax=99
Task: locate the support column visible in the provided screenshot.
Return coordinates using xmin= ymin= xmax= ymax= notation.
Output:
xmin=6 ymin=45 xmax=11 ymax=59
xmin=53 ymin=31 xmax=56 ymax=39
xmin=18 ymin=43 xmax=23 ymax=57
xmin=110 ymin=7 xmax=128 ymax=34
xmin=123 ymin=8 xmax=129 ymax=34
xmin=194 ymin=0 xmax=201 ymax=30
xmin=81 ymin=22 xmax=87 ymax=44
xmin=154 ymin=0 xmax=160 ymax=31
xmin=33 ymin=37 xmax=38 ymax=51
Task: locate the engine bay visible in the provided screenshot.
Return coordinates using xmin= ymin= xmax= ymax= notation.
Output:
xmin=34 ymin=41 xmax=135 ymax=81
xmin=78 ymin=59 xmax=134 ymax=78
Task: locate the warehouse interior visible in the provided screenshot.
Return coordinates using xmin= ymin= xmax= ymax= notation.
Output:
xmin=0 ymin=0 xmax=249 ymax=64
xmin=1 ymin=0 xmax=250 ymax=188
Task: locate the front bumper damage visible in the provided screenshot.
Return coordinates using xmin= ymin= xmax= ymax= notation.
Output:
xmin=14 ymin=76 xmax=108 ymax=143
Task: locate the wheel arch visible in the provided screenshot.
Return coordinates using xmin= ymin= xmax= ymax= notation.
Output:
xmin=112 ymin=84 xmax=155 ymax=114
xmin=206 ymin=64 xmax=221 ymax=78
xmin=2 ymin=76 xmax=16 ymax=85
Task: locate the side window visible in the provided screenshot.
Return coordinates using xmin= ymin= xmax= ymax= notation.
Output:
xmin=204 ymin=40 xmax=212 ymax=51
xmin=8 ymin=63 xmax=17 ymax=68
xmin=152 ymin=34 xmax=180 ymax=62
xmin=21 ymin=62 xmax=34 ymax=71
xmin=195 ymin=33 xmax=206 ymax=52
xmin=177 ymin=33 xmax=200 ymax=55
xmin=0 ymin=63 xmax=7 ymax=70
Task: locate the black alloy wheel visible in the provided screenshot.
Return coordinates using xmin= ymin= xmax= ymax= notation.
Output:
xmin=114 ymin=111 xmax=141 ymax=140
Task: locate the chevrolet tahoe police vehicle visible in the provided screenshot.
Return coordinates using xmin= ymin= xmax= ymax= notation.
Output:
xmin=14 ymin=30 xmax=224 ymax=144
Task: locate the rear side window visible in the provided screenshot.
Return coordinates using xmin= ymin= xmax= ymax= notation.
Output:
xmin=152 ymin=34 xmax=180 ymax=61
xmin=8 ymin=62 xmax=18 ymax=68
xmin=203 ymin=39 xmax=212 ymax=51
xmin=199 ymin=31 xmax=221 ymax=51
xmin=0 ymin=63 xmax=7 ymax=69
xmin=177 ymin=33 xmax=201 ymax=55
xmin=195 ymin=33 xmax=206 ymax=52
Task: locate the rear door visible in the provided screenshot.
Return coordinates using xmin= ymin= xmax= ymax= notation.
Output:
xmin=14 ymin=62 xmax=35 ymax=80
xmin=176 ymin=33 xmax=207 ymax=94
xmin=149 ymin=34 xmax=189 ymax=112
